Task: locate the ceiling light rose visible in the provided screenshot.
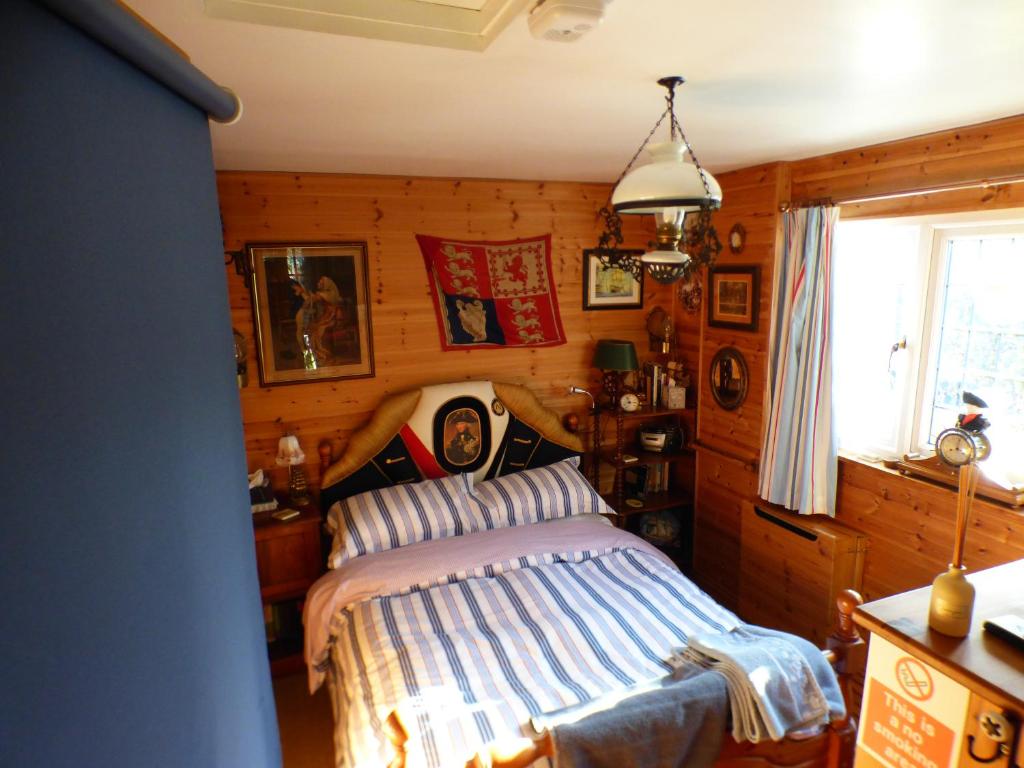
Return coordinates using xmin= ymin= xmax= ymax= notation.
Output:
xmin=593 ymin=76 xmax=723 ymax=286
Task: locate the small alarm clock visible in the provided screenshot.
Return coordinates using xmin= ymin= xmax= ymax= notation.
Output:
xmin=620 ymin=392 xmax=640 ymax=412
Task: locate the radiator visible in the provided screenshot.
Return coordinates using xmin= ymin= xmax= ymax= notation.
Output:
xmin=739 ymin=502 xmax=868 ymax=645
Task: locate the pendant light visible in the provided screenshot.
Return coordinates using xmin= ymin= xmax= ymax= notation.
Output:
xmin=593 ymin=76 xmax=722 ymax=285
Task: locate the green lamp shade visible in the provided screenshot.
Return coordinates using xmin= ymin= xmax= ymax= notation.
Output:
xmin=592 ymin=339 xmax=639 ymax=371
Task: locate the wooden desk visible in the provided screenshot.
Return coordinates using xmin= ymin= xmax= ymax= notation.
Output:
xmin=852 ymin=559 xmax=1024 ymax=768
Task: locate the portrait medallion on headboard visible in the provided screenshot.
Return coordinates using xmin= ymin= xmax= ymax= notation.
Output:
xmin=433 ymin=396 xmax=491 ymax=474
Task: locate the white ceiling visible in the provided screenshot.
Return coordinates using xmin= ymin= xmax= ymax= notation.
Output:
xmin=127 ymin=0 xmax=1024 ymax=182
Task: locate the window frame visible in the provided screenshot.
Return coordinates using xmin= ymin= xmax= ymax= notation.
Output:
xmin=835 ymin=207 xmax=1024 ymax=460
xmin=911 ymin=221 xmax=1024 ymax=455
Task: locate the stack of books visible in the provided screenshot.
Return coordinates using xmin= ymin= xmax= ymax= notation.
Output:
xmin=623 ymin=465 xmax=670 ymax=498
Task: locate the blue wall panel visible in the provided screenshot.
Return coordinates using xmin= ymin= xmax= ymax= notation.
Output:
xmin=0 ymin=2 xmax=280 ymax=766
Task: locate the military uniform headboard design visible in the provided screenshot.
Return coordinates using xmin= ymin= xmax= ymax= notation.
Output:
xmin=319 ymin=381 xmax=584 ymax=510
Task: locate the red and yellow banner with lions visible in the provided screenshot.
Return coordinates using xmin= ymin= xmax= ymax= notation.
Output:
xmin=416 ymin=233 xmax=566 ymax=350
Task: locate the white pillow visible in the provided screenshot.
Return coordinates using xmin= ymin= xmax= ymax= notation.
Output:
xmin=470 ymin=457 xmax=612 ymax=529
xmin=325 ymin=473 xmax=485 ymax=568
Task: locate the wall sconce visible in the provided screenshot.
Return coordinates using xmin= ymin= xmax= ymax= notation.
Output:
xmin=568 ymin=385 xmax=598 ymax=487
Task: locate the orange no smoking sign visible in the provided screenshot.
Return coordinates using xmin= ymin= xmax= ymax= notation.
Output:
xmin=895 ymin=657 xmax=934 ymax=701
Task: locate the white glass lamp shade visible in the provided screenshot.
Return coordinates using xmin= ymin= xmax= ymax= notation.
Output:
xmin=641 ymin=247 xmax=690 ymax=265
xmin=611 ymin=141 xmax=722 ymax=214
xmin=275 ymin=435 xmax=306 ymax=466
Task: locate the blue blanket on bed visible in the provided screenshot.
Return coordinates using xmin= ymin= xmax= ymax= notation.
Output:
xmin=551 ymin=669 xmax=729 ymax=768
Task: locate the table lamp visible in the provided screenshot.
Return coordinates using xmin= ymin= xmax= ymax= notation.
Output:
xmin=592 ymin=339 xmax=638 ymax=408
xmin=928 ymin=393 xmax=992 ymax=637
xmin=276 ymin=434 xmax=310 ymax=507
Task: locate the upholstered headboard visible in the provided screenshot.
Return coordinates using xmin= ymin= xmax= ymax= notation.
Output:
xmin=319 ymin=381 xmax=583 ymax=510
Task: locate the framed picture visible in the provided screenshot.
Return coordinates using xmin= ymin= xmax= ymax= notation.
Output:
xmin=708 ymin=265 xmax=759 ymax=331
xmin=247 ymin=242 xmax=374 ymax=385
xmin=582 ymin=249 xmax=644 ymax=310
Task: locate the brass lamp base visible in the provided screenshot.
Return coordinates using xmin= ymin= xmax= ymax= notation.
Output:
xmin=288 ymin=464 xmax=311 ymax=507
xmin=601 ymin=370 xmax=625 ymax=408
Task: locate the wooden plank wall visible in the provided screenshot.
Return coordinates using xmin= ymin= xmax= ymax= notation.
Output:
xmin=686 ymin=113 xmax=1024 ymax=618
xmin=690 ymin=163 xmax=785 ymax=608
xmin=218 ymin=172 xmax=668 ymax=487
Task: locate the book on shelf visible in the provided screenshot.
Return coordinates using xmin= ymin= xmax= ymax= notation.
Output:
xmin=623 ymin=465 xmax=648 ymax=499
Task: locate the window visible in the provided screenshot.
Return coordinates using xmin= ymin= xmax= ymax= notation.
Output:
xmin=833 ymin=210 xmax=1024 ymax=483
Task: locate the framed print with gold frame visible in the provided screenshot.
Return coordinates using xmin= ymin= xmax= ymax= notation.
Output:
xmin=707 ymin=265 xmax=759 ymax=331
xmin=248 ymin=242 xmax=374 ymax=385
xmin=582 ymin=249 xmax=645 ymax=310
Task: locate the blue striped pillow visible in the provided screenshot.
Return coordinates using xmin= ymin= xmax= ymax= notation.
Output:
xmin=471 ymin=457 xmax=612 ymax=528
xmin=325 ymin=473 xmax=487 ymax=568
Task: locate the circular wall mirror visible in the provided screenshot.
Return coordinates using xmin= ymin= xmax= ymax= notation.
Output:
xmin=709 ymin=346 xmax=749 ymax=411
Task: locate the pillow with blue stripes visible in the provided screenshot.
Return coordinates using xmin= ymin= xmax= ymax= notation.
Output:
xmin=325 ymin=473 xmax=486 ymax=568
xmin=471 ymin=456 xmax=612 ymax=529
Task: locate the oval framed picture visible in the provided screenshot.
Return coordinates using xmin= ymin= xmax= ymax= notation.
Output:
xmin=728 ymin=222 xmax=746 ymax=254
xmin=432 ymin=396 xmax=491 ymax=474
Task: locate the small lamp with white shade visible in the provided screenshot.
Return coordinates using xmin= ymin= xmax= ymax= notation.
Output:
xmin=276 ymin=434 xmax=310 ymax=507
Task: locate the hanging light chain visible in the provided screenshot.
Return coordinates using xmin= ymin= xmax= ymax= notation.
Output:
xmin=593 ymin=76 xmax=722 ymax=285
xmin=593 ymin=104 xmax=672 ymax=279
xmin=673 ymin=118 xmax=713 ymax=200
xmin=609 ymin=105 xmax=672 ymax=193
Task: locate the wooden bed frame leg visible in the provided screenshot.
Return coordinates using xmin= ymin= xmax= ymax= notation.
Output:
xmin=825 ymin=588 xmax=865 ymax=768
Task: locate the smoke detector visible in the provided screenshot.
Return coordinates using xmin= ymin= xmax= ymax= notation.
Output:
xmin=528 ymin=0 xmax=608 ymax=42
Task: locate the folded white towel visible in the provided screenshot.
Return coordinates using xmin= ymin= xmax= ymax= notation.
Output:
xmin=671 ymin=627 xmax=833 ymax=743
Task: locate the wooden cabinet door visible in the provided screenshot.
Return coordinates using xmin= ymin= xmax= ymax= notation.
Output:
xmin=255 ymin=522 xmax=322 ymax=602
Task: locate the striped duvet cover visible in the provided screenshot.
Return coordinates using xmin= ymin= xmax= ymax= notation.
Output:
xmin=306 ymin=516 xmax=740 ymax=768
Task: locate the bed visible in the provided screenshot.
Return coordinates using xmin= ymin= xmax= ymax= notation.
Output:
xmin=306 ymin=381 xmax=862 ymax=768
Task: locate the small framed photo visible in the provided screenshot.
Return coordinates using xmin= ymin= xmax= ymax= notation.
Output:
xmin=582 ymin=249 xmax=645 ymax=310
xmin=248 ymin=242 xmax=374 ymax=385
xmin=707 ymin=265 xmax=759 ymax=331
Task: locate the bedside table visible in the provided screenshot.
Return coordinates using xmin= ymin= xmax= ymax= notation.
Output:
xmin=252 ymin=504 xmax=324 ymax=676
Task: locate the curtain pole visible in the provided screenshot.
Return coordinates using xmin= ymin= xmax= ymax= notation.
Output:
xmin=778 ymin=174 xmax=1024 ymax=212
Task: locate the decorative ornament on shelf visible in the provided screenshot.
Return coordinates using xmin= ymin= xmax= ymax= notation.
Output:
xmin=276 ymin=434 xmax=311 ymax=507
xmin=233 ymin=328 xmax=248 ymax=388
xmin=593 ymin=76 xmax=723 ymax=286
xmin=592 ymin=339 xmax=638 ymax=408
xmin=678 ymin=273 xmax=703 ymax=313
xmin=928 ymin=392 xmax=992 ymax=637
xmin=645 ymin=306 xmax=674 ymax=354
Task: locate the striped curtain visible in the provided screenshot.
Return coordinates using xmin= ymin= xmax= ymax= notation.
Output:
xmin=759 ymin=206 xmax=839 ymax=516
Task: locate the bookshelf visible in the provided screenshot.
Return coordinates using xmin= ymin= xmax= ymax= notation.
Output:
xmin=596 ymin=403 xmax=695 ymax=572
